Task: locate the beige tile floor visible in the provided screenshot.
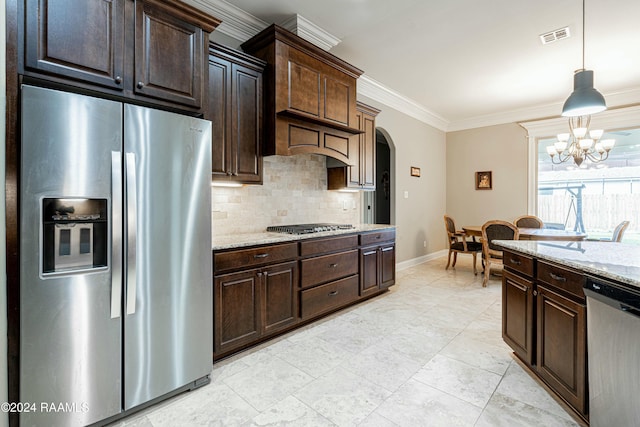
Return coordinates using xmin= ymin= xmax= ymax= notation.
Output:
xmin=109 ymin=256 xmax=584 ymax=427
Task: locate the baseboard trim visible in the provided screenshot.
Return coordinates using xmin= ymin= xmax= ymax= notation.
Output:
xmin=396 ymin=249 xmax=447 ymax=271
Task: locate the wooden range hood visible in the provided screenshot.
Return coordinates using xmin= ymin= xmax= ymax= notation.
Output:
xmin=241 ymin=24 xmax=363 ymax=165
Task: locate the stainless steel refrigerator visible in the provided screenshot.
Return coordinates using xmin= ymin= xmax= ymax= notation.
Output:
xmin=20 ymin=85 xmax=213 ymax=426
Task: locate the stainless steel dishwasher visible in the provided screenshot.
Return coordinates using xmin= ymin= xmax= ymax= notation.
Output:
xmin=584 ymin=276 xmax=640 ymax=427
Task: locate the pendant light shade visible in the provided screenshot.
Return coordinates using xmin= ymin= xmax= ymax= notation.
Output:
xmin=561 ymin=69 xmax=607 ymax=117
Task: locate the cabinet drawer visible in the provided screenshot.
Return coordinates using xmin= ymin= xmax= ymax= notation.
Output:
xmin=360 ymin=230 xmax=395 ymax=246
xmin=300 ymin=275 xmax=359 ymax=320
xmin=300 ymin=250 xmax=358 ymax=289
xmin=536 ymin=261 xmax=585 ymax=300
xmin=300 ymin=235 xmax=358 ymax=257
xmin=214 ymin=243 xmax=298 ymax=273
xmin=503 ymin=250 xmax=534 ymax=277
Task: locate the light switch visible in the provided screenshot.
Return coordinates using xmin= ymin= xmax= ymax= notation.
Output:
xmin=404 ymin=191 xmax=409 ymax=199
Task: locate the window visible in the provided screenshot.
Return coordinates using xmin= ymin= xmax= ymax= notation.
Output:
xmin=521 ymin=106 xmax=640 ymax=244
xmin=536 ymin=128 xmax=640 ymax=242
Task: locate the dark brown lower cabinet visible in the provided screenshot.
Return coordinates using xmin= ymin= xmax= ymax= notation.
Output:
xmin=214 ymin=261 xmax=298 ymax=356
xmin=502 ymin=269 xmax=534 ymax=366
xmin=262 ymin=262 xmax=298 ymax=335
xmin=213 ymin=230 xmax=396 ymax=360
xmin=360 ymin=241 xmax=395 ymax=297
xmin=214 ymin=269 xmax=260 ymax=355
xmin=501 ymin=251 xmax=588 ymax=423
xmin=536 ymin=284 xmax=587 ymax=416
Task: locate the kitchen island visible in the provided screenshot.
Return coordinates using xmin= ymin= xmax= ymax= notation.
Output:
xmin=495 ymin=239 xmax=640 ymax=424
xmin=212 ymin=225 xmax=396 ymax=360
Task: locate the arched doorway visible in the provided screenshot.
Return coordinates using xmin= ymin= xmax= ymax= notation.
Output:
xmin=363 ymin=128 xmax=395 ymax=225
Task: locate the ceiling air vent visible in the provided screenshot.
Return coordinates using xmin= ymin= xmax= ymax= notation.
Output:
xmin=540 ymin=27 xmax=571 ymax=44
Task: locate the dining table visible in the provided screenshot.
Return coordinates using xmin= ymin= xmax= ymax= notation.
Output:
xmin=462 ymin=225 xmax=587 ymax=241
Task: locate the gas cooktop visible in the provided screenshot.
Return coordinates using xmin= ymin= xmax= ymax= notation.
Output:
xmin=266 ymin=223 xmax=354 ymax=235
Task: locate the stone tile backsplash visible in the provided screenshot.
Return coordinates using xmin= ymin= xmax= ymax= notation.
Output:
xmin=211 ymin=154 xmax=362 ymax=235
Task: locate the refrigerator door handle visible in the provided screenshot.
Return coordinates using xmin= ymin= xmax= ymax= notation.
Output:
xmin=111 ymin=152 xmax=123 ymax=319
xmin=125 ymin=152 xmax=137 ymax=315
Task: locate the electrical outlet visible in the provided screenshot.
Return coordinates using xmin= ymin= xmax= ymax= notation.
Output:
xmin=423 ymin=241 xmax=427 ymax=247
xmin=404 ymin=191 xmax=409 ymax=199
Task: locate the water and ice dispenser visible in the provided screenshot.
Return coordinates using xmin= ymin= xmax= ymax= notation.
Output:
xmin=42 ymin=198 xmax=108 ymax=273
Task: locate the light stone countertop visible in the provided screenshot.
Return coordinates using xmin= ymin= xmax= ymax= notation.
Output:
xmin=212 ymin=224 xmax=396 ymax=251
xmin=496 ymin=240 xmax=640 ymax=289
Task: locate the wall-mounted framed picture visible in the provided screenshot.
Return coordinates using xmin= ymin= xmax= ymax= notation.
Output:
xmin=475 ymin=171 xmax=492 ymax=190
xmin=410 ymin=166 xmax=421 ymax=177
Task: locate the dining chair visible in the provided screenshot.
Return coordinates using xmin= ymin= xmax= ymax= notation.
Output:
xmin=443 ymin=215 xmax=483 ymax=274
xmin=586 ymin=220 xmax=630 ymax=242
xmin=611 ymin=221 xmax=630 ymax=242
xmin=514 ymin=215 xmax=544 ymax=229
xmin=481 ymin=220 xmax=519 ymax=287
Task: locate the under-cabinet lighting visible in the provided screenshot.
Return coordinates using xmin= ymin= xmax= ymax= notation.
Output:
xmin=211 ymin=182 xmax=243 ymax=188
xmin=336 ymin=189 xmax=359 ymax=193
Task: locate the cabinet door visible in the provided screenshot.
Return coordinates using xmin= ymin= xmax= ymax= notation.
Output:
xmin=24 ymin=0 xmax=126 ymax=89
xmin=379 ymin=244 xmax=395 ymax=289
xmin=134 ymin=0 xmax=204 ymax=107
xmin=536 ymin=285 xmax=587 ymax=416
xmin=360 ymin=246 xmax=380 ymax=297
xmin=208 ymin=56 xmax=232 ymax=178
xmin=261 ymin=262 xmax=298 ymax=335
xmin=502 ymin=270 xmax=534 ymax=366
xmin=346 ymin=110 xmax=362 ymax=188
xmin=360 ymin=111 xmax=376 ymax=189
xmin=231 ymin=63 xmax=262 ymax=183
xmin=214 ymin=269 xmax=260 ymax=355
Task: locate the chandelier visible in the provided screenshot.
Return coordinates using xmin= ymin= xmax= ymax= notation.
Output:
xmin=546 ymin=0 xmax=615 ymax=166
xmin=546 ymin=116 xmax=615 ymax=166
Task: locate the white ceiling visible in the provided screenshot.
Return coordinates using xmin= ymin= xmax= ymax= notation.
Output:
xmin=189 ymin=0 xmax=640 ymax=131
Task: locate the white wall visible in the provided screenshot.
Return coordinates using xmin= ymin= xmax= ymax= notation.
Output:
xmin=446 ymin=123 xmax=528 ymax=228
xmin=359 ymin=95 xmax=447 ymax=263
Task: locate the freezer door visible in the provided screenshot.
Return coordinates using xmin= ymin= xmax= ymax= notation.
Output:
xmin=20 ymin=85 xmax=123 ymax=426
xmin=123 ymin=105 xmax=212 ymax=409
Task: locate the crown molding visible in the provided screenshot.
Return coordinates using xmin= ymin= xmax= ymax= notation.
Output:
xmin=357 ymin=75 xmax=449 ymax=132
xmin=280 ymin=14 xmax=341 ymax=51
xmin=520 ymin=104 xmax=640 ymax=138
xmin=447 ymin=87 xmax=640 ymax=132
xmin=184 ymin=0 xmax=267 ymax=41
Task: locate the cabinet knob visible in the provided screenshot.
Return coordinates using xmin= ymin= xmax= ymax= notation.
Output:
xmin=533 ymin=290 xmax=538 ymax=296
xmin=137 ymin=82 xmax=144 ymax=89
xmin=114 ymin=76 xmax=122 ymax=85
xmin=329 ymin=263 xmax=339 ymax=268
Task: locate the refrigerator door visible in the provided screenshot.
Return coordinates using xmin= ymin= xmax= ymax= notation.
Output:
xmin=123 ymin=105 xmax=212 ymax=409
xmin=20 ymin=85 xmax=123 ymax=426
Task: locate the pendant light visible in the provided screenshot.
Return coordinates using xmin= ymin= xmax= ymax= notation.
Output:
xmin=561 ymin=0 xmax=606 ymax=117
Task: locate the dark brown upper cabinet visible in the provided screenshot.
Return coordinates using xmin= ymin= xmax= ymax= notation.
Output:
xmin=21 ymin=0 xmax=220 ymax=112
xmin=327 ymin=102 xmax=380 ymax=190
xmin=241 ymin=24 xmax=364 ymax=165
xmin=208 ymin=43 xmax=265 ymax=184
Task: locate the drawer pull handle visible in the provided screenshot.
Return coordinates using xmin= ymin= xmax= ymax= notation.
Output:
xmin=254 ymin=253 xmax=270 ymax=259
xmin=329 ymin=263 xmax=339 ymax=268
xmin=328 ymin=290 xmax=339 ymax=296
xmin=510 ymin=258 xmax=521 ymax=265
xmin=549 ymin=272 xmax=566 ymax=282
xmin=376 ymin=235 xmax=381 ymax=239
